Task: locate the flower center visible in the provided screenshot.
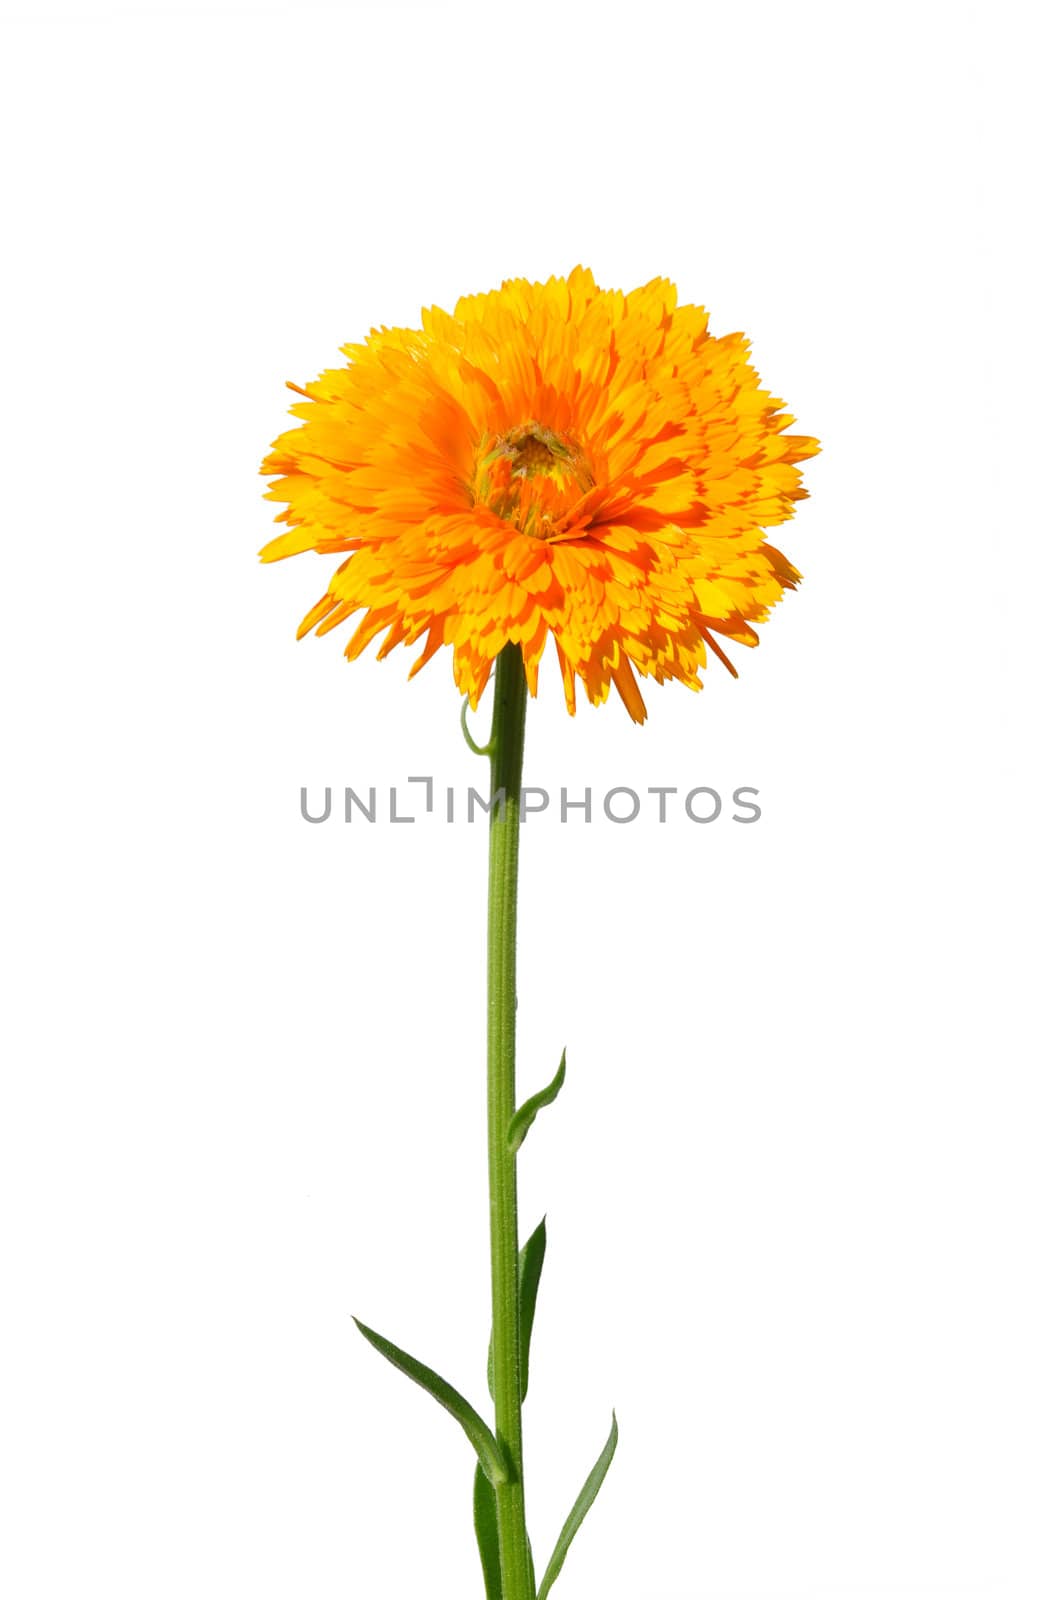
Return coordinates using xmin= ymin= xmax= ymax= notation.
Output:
xmin=471 ymin=423 xmax=594 ymax=538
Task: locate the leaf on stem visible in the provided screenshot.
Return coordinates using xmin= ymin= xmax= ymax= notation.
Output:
xmin=487 ymin=1216 xmax=547 ymax=1403
xmin=353 ymin=1316 xmax=508 ymax=1486
xmin=473 ymin=1462 xmax=503 ymax=1600
xmin=460 ymin=694 xmax=493 ymax=758
xmin=474 ymin=1465 xmax=539 ymax=1600
xmin=517 ymin=1216 xmax=546 ymax=1401
xmin=507 ymin=1050 xmax=566 ymax=1154
xmin=536 ymin=1412 xmax=619 ymax=1600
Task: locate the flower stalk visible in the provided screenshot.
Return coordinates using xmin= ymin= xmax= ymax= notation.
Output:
xmin=486 ymin=642 xmax=532 ymax=1600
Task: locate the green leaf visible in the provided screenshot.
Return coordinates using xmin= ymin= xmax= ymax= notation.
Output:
xmin=353 ymin=1316 xmax=508 ymax=1486
xmin=517 ymin=1216 xmax=546 ymax=1401
xmin=487 ymin=1216 xmax=548 ymax=1403
xmin=473 ymin=1467 xmax=537 ymax=1600
xmin=473 ymin=1463 xmax=503 ymax=1600
xmin=507 ymin=1050 xmax=566 ymax=1154
xmin=536 ymin=1412 xmax=619 ymax=1600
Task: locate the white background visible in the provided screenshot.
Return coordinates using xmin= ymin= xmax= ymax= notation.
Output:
xmin=2 ymin=3 xmax=1051 ymax=1597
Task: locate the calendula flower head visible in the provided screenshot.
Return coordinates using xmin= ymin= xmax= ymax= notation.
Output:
xmin=260 ymin=267 xmax=818 ymax=722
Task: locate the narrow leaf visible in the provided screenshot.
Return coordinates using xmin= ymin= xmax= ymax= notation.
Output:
xmin=487 ymin=1216 xmax=547 ymax=1403
xmin=473 ymin=1466 xmax=538 ymax=1600
xmin=518 ymin=1216 xmax=546 ymax=1401
xmin=353 ymin=1316 xmax=508 ymax=1486
xmin=536 ymin=1412 xmax=619 ymax=1600
xmin=507 ymin=1050 xmax=566 ymax=1154
xmin=473 ymin=1463 xmax=503 ymax=1600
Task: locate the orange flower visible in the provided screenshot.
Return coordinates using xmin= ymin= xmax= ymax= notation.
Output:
xmin=260 ymin=268 xmax=818 ymax=722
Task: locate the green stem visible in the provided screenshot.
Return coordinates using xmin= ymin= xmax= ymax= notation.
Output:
xmin=486 ymin=643 xmax=532 ymax=1600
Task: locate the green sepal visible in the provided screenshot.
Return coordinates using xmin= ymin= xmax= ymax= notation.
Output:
xmin=353 ymin=1316 xmax=508 ymax=1486
xmin=536 ymin=1411 xmax=619 ymax=1599
xmin=507 ymin=1050 xmax=566 ymax=1154
xmin=472 ymin=1462 xmax=503 ymax=1600
xmin=487 ymin=1216 xmax=547 ymax=1403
